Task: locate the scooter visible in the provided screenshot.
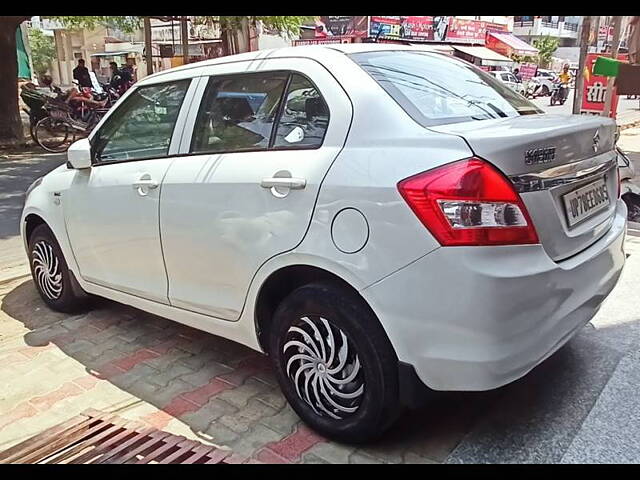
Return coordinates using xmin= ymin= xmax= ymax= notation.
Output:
xmin=525 ymin=78 xmax=542 ymax=99
xmin=550 ymin=80 xmax=569 ymax=106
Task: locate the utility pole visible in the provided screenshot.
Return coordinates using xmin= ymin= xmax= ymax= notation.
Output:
xmin=573 ymin=15 xmax=593 ymax=114
xmin=144 ymin=17 xmax=153 ymax=76
xmin=181 ymin=16 xmax=189 ymax=65
xmin=602 ymin=16 xmax=623 ymax=117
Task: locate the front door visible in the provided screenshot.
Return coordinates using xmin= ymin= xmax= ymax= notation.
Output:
xmin=64 ymin=79 xmax=192 ymax=303
xmin=160 ymin=59 xmax=352 ymax=320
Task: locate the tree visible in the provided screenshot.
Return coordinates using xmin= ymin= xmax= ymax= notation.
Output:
xmin=0 ymin=15 xmax=313 ymax=145
xmin=28 ymin=28 xmax=56 ymax=80
xmin=0 ymin=16 xmax=32 ymax=145
xmin=533 ymin=35 xmax=559 ymax=68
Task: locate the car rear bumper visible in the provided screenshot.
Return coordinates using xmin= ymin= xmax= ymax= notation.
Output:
xmin=364 ymin=200 xmax=627 ymax=391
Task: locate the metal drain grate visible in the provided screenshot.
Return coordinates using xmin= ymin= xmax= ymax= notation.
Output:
xmin=0 ymin=408 xmax=235 ymax=464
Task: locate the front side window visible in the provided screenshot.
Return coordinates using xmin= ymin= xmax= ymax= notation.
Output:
xmin=191 ymin=72 xmax=288 ymax=154
xmin=351 ymin=51 xmax=541 ymax=127
xmin=273 ymin=74 xmax=329 ymax=149
xmin=92 ymin=80 xmax=190 ymax=163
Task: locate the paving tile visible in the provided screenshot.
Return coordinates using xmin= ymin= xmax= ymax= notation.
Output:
xmin=225 ymin=424 xmax=285 ymax=458
xmin=179 ymin=361 xmax=234 ymax=387
xmin=304 ymin=441 xmax=355 ymax=464
xmin=218 ymin=398 xmax=279 ymax=434
xmin=259 ymin=404 xmax=301 ymax=435
xmin=179 ymin=398 xmax=239 ymax=432
xmin=216 ymin=377 xmax=272 ymax=409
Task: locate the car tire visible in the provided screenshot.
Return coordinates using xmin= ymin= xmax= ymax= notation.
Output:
xmin=541 ymin=85 xmax=549 ymax=96
xmin=269 ymin=282 xmax=401 ymax=443
xmin=28 ymin=224 xmax=90 ymax=313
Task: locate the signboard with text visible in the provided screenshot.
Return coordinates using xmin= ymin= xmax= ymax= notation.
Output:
xmin=369 ymin=16 xmax=402 ymax=38
xmin=580 ymin=53 xmax=623 ymax=118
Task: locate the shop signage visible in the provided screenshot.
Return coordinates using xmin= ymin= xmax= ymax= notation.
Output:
xmin=320 ymin=16 xmax=368 ymax=37
xmin=580 ymin=53 xmax=622 ymax=117
xmin=402 ymin=16 xmax=434 ymax=40
xmin=369 ymin=16 xmax=402 ymax=38
xmin=519 ymin=63 xmax=538 ymax=81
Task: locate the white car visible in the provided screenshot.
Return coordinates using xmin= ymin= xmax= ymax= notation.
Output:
xmin=488 ymin=70 xmax=526 ymax=96
xmin=21 ymin=44 xmax=626 ymax=442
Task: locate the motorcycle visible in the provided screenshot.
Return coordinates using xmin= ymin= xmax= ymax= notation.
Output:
xmin=550 ymin=80 xmax=569 ymax=106
xmin=525 ymin=78 xmax=542 ymax=99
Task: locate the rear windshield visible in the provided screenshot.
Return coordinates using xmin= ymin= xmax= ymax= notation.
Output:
xmin=350 ymin=51 xmax=542 ymax=127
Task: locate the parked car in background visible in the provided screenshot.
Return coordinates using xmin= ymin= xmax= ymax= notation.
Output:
xmin=488 ymin=70 xmax=526 ymax=96
xmin=21 ymin=44 xmax=626 ymax=443
xmin=532 ymin=69 xmax=559 ymax=96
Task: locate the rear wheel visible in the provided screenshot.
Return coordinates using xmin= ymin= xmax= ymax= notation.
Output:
xmin=541 ymin=85 xmax=550 ymax=96
xmin=34 ymin=117 xmax=72 ymax=153
xmin=28 ymin=224 xmax=90 ymax=313
xmin=269 ymin=282 xmax=401 ymax=443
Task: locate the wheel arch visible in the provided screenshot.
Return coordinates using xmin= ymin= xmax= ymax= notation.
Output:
xmin=253 ymin=263 xmax=386 ymax=355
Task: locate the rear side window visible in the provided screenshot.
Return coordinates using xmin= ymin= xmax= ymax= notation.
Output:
xmin=191 ymin=72 xmax=288 ymax=154
xmin=93 ymin=80 xmax=190 ymax=163
xmin=351 ymin=51 xmax=541 ymax=127
xmin=273 ymin=74 xmax=329 ymax=149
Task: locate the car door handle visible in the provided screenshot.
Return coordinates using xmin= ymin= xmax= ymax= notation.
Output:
xmin=260 ymin=177 xmax=306 ymax=190
xmin=132 ymin=179 xmax=159 ymax=189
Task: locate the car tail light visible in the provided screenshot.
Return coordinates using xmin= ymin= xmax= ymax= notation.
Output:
xmin=397 ymin=158 xmax=539 ymax=246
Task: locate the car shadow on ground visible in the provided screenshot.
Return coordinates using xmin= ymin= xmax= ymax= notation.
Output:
xmin=2 ymin=278 xmax=638 ymax=463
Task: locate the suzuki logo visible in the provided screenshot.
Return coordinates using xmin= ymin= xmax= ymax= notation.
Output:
xmin=593 ymin=130 xmax=600 ymax=153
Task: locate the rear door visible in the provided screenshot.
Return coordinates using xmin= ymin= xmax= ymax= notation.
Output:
xmin=160 ymin=58 xmax=352 ymax=320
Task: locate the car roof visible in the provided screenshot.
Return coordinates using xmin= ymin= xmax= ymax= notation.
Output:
xmin=139 ymin=43 xmax=449 ymax=84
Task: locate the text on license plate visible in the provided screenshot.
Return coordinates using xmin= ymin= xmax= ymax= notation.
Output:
xmin=562 ymin=178 xmax=610 ymax=227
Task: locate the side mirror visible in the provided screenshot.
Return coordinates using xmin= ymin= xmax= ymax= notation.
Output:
xmin=67 ymin=138 xmax=92 ymax=169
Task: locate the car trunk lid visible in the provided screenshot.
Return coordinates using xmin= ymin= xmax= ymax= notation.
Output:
xmin=429 ymin=114 xmax=618 ymax=261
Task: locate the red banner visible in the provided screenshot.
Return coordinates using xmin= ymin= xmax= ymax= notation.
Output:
xmin=446 ymin=18 xmax=508 ymax=43
xmin=402 ymin=16 xmax=434 ymax=40
xmin=519 ymin=63 xmax=538 ymax=81
xmin=581 ymin=53 xmax=623 ymax=118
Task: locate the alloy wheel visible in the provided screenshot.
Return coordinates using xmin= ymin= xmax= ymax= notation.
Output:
xmin=32 ymin=240 xmax=63 ymax=300
xmin=282 ymin=315 xmax=365 ymax=420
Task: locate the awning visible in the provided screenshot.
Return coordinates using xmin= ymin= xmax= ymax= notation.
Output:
xmin=408 ymin=43 xmax=454 ymax=55
xmin=452 ymin=45 xmax=514 ymax=66
xmin=487 ymin=31 xmax=538 ymax=55
xmin=90 ymin=51 xmax=132 ymax=57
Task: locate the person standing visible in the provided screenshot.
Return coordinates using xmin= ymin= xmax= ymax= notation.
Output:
xmin=72 ymin=59 xmax=92 ymax=88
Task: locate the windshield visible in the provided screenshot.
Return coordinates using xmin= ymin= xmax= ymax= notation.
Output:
xmin=350 ymin=51 xmax=542 ymax=127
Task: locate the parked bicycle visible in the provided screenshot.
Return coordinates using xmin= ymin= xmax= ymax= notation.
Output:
xmin=33 ymin=98 xmax=110 ymax=153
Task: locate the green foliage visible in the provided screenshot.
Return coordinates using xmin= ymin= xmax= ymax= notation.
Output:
xmin=28 ymin=28 xmax=56 ymax=78
xmin=49 ymin=16 xmax=142 ymax=33
xmin=533 ymin=35 xmax=559 ymax=68
xmin=200 ymin=16 xmax=316 ymax=37
xmin=510 ymin=53 xmax=537 ymax=64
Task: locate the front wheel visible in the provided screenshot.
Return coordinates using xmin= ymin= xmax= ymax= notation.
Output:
xmin=541 ymin=85 xmax=550 ymax=97
xmin=28 ymin=224 xmax=90 ymax=313
xmin=269 ymin=282 xmax=401 ymax=443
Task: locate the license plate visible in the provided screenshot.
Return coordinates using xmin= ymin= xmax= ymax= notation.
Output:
xmin=562 ymin=178 xmax=610 ymax=227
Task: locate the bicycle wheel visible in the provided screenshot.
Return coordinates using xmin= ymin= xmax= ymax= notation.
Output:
xmin=34 ymin=117 xmax=72 ymax=153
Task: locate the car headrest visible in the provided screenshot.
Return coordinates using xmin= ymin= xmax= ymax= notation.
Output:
xmin=219 ymin=97 xmax=254 ymax=122
xmin=305 ymin=97 xmax=328 ymax=120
